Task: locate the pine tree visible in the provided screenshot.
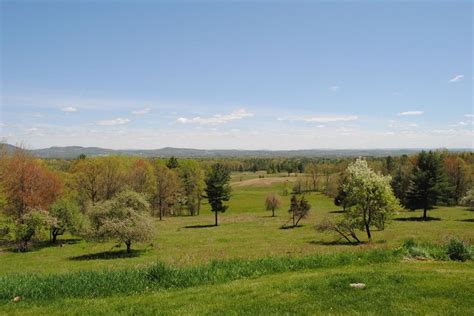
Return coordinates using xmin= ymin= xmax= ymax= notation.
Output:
xmin=204 ymin=164 xmax=231 ymax=226
xmin=405 ymin=151 xmax=453 ymax=220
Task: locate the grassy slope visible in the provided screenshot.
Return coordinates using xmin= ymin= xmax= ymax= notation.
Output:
xmin=0 ymin=174 xmax=472 ymax=275
xmin=2 ymin=261 xmax=473 ymax=315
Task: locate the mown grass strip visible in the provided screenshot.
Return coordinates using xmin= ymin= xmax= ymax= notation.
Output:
xmin=0 ymin=249 xmax=400 ymax=302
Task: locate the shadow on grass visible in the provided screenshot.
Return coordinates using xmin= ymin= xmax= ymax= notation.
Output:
xmin=458 ymin=218 xmax=474 ymax=223
xmin=279 ymin=225 xmax=304 ymax=230
xmin=394 ymin=216 xmax=441 ymax=222
xmin=70 ymin=249 xmax=144 ymax=261
xmin=184 ymin=224 xmax=216 ymax=229
xmin=329 ymin=210 xmax=345 ymax=214
xmin=309 ymin=240 xmax=365 ymax=246
xmin=1 ymin=238 xmax=82 ymax=253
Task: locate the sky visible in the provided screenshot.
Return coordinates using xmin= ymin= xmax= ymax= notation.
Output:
xmin=0 ymin=0 xmax=472 ymax=150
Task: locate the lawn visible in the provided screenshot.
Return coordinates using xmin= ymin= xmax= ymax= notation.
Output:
xmin=1 ymin=260 xmax=473 ymax=315
xmin=0 ymin=175 xmax=473 ymax=314
xmin=0 ymin=177 xmax=472 ymax=275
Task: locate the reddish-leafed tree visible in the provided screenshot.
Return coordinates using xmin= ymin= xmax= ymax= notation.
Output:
xmin=1 ymin=149 xmax=62 ymax=219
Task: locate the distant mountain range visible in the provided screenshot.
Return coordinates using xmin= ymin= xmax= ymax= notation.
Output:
xmin=1 ymin=143 xmax=472 ymax=159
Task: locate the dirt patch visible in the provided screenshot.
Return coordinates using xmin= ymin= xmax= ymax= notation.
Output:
xmin=232 ymin=177 xmax=295 ymax=187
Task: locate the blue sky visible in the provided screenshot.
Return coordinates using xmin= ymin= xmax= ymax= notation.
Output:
xmin=0 ymin=1 xmax=472 ymax=149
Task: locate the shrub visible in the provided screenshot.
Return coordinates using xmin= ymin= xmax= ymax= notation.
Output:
xmin=446 ymin=237 xmax=471 ymax=261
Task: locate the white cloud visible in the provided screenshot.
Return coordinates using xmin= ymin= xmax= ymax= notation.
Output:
xmin=132 ymin=107 xmax=151 ymax=115
xmin=397 ymin=111 xmax=424 ymax=116
xmin=61 ymin=107 xmax=77 ymax=112
xmin=329 ymin=86 xmax=340 ymax=92
xmin=96 ymin=118 xmax=130 ymax=126
xmin=449 ymin=74 xmax=464 ymax=82
xmin=465 ymin=114 xmax=474 ymax=118
xmin=281 ymin=115 xmax=358 ymax=123
xmin=176 ymin=109 xmax=254 ymax=125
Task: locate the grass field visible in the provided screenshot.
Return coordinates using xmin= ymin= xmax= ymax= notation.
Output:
xmin=0 ymin=173 xmax=473 ymax=314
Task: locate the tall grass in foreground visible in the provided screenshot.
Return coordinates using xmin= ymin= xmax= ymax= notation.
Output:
xmin=0 ymin=249 xmax=398 ymax=302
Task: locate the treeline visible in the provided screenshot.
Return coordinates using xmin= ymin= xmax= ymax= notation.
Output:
xmin=0 ymin=144 xmax=472 ymax=252
xmin=0 ymin=147 xmax=232 ymax=251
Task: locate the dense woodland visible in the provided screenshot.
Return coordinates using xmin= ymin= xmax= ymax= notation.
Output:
xmin=0 ymin=143 xmax=473 ymax=252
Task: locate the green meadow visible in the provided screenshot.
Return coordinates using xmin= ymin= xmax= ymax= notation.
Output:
xmin=1 ymin=173 xmax=473 ymax=314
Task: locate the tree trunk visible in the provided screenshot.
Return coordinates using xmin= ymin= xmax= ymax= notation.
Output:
xmin=272 ymin=208 xmax=275 ymax=217
xmin=423 ymin=206 xmax=427 ymax=221
xmin=292 ymin=211 xmax=295 ymax=227
xmin=214 ymin=211 xmax=218 ymax=226
xmin=365 ymin=223 xmax=372 ymax=241
xmin=125 ymin=241 xmax=131 ymax=253
xmin=52 ymin=232 xmax=57 ymax=244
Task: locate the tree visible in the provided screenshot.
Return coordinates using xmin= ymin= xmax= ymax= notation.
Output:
xmin=166 ymin=156 xmax=179 ymax=169
xmin=179 ymin=161 xmax=204 ymax=216
xmin=405 ymin=151 xmax=453 ymax=220
xmin=129 ymin=159 xmax=155 ymax=196
xmin=49 ymin=199 xmax=84 ymax=243
xmin=343 ymin=158 xmax=399 ymax=241
xmin=0 ymin=149 xmax=62 ymax=219
xmin=391 ymin=165 xmax=411 ymax=207
xmin=265 ymin=193 xmax=282 ymax=217
xmin=305 ymin=163 xmax=318 ymax=191
xmin=204 ymin=163 xmax=231 ymax=226
xmin=15 ymin=210 xmax=54 ymax=252
xmin=315 ymin=217 xmax=360 ymax=244
xmin=88 ymin=190 xmax=154 ymax=253
xmin=100 ymin=157 xmax=126 ymax=200
xmin=153 ymin=164 xmax=182 ymax=220
xmin=0 ymin=148 xmax=62 ymax=250
xmin=72 ymin=158 xmax=103 ymax=206
xmin=460 ymin=189 xmax=474 ymax=211
xmin=443 ymin=155 xmax=468 ymax=203
xmin=288 ymin=194 xmax=311 ymax=227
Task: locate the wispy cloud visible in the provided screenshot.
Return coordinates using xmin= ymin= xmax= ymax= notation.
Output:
xmin=329 ymin=86 xmax=340 ymax=92
xmin=176 ymin=109 xmax=254 ymax=125
xmin=96 ymin=118 xmax=130 ymax=126
xmin=449 ymin=74 xmax=464 ymax=82
xmin=61 ymin=106 xmax=77 ymax=112
xmin=465 ymin=114 xmax=474 ymax=118
xmin=279 ymin=115 xmax=358 ymax=123
xmin=397 ymin=111 xmax=424 ymax=116
xmin=132 ymin=107 xmax=151 ymax=115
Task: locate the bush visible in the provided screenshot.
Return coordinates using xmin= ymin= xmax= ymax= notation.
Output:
xmin=446 ymin=237 xmax=471 ymax=261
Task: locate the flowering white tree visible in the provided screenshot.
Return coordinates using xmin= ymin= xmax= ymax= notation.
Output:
xmin=89 ymin=190 xmax=154 ymax=252
xmin=343 ymin=158 xmax=400 ymax=241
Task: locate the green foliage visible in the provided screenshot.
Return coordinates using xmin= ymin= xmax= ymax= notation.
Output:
xmin=446 ymin=236 xmax=471 ymax=261
xmin=88 ymin=190 xmax=154 ymax=252
xmin=288 ymin=194 xmax=311 ymax=227
xmin=49 ymin=199 xmax=85 ymax=243
xmin=178 ymin=160 xmax=204 ymax=216
xmin=166 ymin=156 xmax=179 ymax=169
xmin=405 ymin=151 xmax=454 ymax=219
xmin=204 ymin=163 xmax=231 ymax=226
xmin=14 ymin=210 xmax=54 ymax=252
xmin=343 ymin=158 xmax=400 ymax=240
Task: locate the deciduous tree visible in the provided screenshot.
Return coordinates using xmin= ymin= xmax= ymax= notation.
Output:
xmin=265 ymin=193 xmax=282 ymax=217
xmin=88 ymin=190 xmax=154 ymax=253
xmin=343 ymin=158 xmax=399 ymax=240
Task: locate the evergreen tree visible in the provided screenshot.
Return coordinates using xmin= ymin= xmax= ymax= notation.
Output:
xmin=405 ymin=151 xmax=453 ymax=220
xmin=204 ymin=163 xmax=231 ymax=226
xmin=166 ymin=156 xmax=179 ymax=169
